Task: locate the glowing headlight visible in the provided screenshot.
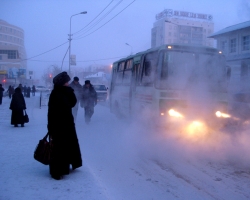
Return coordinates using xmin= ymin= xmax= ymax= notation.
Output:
xmin=186 ymin=121 xmax=208 ymax=136
xmin=215 ymin=111 xmax=231 ymax=118
xmin=168 ymin=109 xmax=183 ymax=118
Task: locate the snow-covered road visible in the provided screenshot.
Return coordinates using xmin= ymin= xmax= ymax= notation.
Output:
xmin=1 ymin=94 xmax=250 ymax=200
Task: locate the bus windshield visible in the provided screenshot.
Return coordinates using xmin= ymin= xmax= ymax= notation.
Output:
xmin=155 ymin=50 xmax=227 ymax=92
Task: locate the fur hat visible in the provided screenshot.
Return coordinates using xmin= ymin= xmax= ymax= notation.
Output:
xmin=53 ymin=72 xmax=71 ymax=86
xmin=73 ymin=77 xmax=79 ymax=82
xmin=85 ymin=80 xmax=90 ymax=85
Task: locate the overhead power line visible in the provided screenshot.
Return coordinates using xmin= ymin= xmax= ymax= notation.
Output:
xmin=29 ymin=55 xmax=127 ymax=63
xmin=74 ymin=0 xmax=136 ymax=40
xmin=73 ymin=0 xmax=115 ymax=35
xmin=17 ymin=0 xmax=136 ymax=63
xmin=74 ymin=0 xmax=123 ymax=38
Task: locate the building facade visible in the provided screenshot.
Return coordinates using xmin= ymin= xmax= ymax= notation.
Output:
xmin=151 ymin=9 xmax=214 ymax=48
xmin=209 ymin=21 xmax=250 ymax=92
xmin=0 ymin=19 xmax=27 ymax=85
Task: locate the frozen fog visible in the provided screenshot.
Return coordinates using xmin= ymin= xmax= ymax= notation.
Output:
xmin=1 ymin=93 xmax=250 ymax=200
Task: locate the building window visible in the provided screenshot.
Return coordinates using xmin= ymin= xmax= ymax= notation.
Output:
xmin=230 ymin=38 xmax=236 ymax=53
xmin=0 ymin=55 xmax=2 ymax=60
xmin=242 ymin=35 xmax=250 ymax=51
xmin=221 ymin=41 xmax=227 ymax=53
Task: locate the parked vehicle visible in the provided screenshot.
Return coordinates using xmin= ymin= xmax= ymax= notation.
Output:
xmin=93 ymin=84 xmax=108 ymax=101
xmin=36 ymin=86 xmax=50 ymax=92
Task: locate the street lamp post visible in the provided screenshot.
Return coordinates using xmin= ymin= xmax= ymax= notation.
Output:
xmin=125 ymin=43 xmax=133 ymax=55
xmin=69 ymin=11 xmax=87 ymax=75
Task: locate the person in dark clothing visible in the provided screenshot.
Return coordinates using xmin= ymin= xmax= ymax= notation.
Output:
xmin=7 ymin=85 xmax=14 ymax=99
xmin=0 ymin=84 xmax=5 ymax=105
xmin=81 ymin=80 xmax=97 ymax=124
xmin=69 ymin=77 xmax=82 ymax=121
xmin=23 ymin=85 xmax=27 ymax=97
xmin=32 ymin=85 xmax=36 ymax=96
xmin=18 ymin=84 xmax=23 ymax=94
xmin=47 ymin=71 xmax=82 ymax=180
xmin=26 ymin=86 xmax=31 ymax=98
xmin=9 ymin=87 xmax=26 ymax=127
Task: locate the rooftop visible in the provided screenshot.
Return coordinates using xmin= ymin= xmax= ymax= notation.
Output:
xmin=209 ymin=20 xmax=250 ymax=38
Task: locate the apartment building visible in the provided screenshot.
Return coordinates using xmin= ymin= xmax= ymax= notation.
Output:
xmin=151 ymin=9 xmax=214 ymax=48
xmin=0 ymin=19 xmax=27 ymax=84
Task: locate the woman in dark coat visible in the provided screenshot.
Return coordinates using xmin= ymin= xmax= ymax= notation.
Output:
xmin=26 ymin=86 xmax=31 ymax=98
xmin=0 ymin=84 xmax=4 ymax=105
xmin=9 ymin=87 xmax=26 ymax=127
xmin=47 ymin=71 xmax=82 ymax=180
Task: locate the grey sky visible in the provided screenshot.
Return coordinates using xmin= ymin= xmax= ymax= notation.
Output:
xmin=1 ymin=0 xmax=249 ymax=79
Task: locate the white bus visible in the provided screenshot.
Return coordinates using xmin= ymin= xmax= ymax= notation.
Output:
xmin=109 ymin=44 xmax=230 ymax=129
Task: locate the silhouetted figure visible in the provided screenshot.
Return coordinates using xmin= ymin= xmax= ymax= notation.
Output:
xmin=48 ymin=71 xmax=82 ymax=180
xmin=69 ymin=77 xmax=82 ymax=121
xmin=9 ymin=87 xmax=26 ymax=127
xmin=7 ymin=85 xmax=14 ymax=99
xmin=26 ymin=86 xmax=31 ymax=98
xmin=0 ymin=84 xmax=5 ymax=105
xmin=23 ymin=85 xmax=27 ymax=97
xmin=80 ymin=80 xmax=97 ymax=124
xmin=32 ymin=85 xmax=36 ymax=96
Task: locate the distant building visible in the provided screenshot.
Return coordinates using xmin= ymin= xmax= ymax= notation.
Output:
xmin=0 ymin=19 xmax=27 ymax=84
xmin=209 ymin=21 xmax=250 ymax=92
xmin=151 ymin=9 xmax=214 ymax=48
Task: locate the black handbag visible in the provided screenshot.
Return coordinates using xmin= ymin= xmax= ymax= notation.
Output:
xmin=34 ymin=133 xmax=51 ymax=165
xmin=24 ymin=110 xmax=29 ymax=123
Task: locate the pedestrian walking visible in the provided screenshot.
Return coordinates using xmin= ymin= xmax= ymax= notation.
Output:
xmin=32 ymin=85 xmax=36 ymax=96
xmin=23 ymin=85 xmax=27 ymax=97
xmin=26 ymin=86 xmax=31 ymax=98
xmin=18 ymin=84 xmax=23 ymax=92
xmin=80 ymin=80 xmax=97 ymax=124
xmin=0 ymin=84 xmax=5 ymax=105
xmin=9 ymin=87 xmax=26 ymax=127
xmin=47 ymin=71 xmax=82 ymax=180
xmin=6 ymin=85 xmax=14 ymax=99
xmin=69 ymin=77 xmax=82 ymax=121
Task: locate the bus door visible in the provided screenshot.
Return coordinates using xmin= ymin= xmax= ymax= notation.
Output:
xmin=121 ymin=59 xmax=133 ymax=116
xmin=130 ymin=62 xmax=141 ymax=116
xmin=133 ymin=52 xmax=157 ymax=116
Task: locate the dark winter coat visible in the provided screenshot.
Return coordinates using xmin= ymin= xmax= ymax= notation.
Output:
xmin=0 ymin=86 xmax=4 ymax=97
xmin=47 ymin=85 xmax=82 ymax=177
xmin=81 ymin=84 xmax=97 ymax=108
xmin=9 ymin=87 xmax=26 ymax=125
xmin=26 ymin=87 xmax=31 ymax=98
xmin=32 ymin=86 xmax=36 ymax=93
xmin=7 ymin=86 xmax=14 ymax=96
xmin=69 ymin=81 xmax=82 ymax=100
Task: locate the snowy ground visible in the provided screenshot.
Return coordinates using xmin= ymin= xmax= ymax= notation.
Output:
xmin=1 ymin=93 xmax=250 ymax=200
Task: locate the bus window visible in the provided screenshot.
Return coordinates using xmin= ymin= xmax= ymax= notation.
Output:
xmin=116 ymin=62 xmax=125 ymax=84
xmin=142 ymin=52 xmax=157 ymax=86
xmin=118 ymin=62 xmax=125 ymax=71
xmin=123 ymin=69 xmax=132 ymax=85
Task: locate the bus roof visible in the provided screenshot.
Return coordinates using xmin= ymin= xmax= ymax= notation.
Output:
xmin=113 ymin=44 xmax=222 ymax=64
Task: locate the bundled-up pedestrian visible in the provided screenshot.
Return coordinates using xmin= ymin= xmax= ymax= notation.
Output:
xmin=9 ymin=87 xmax=26 ymax=127
xmin=80 ymin=80 xmax=97 ymax=124
xmin=47 ymin=71 xmax=82 ymax=180
xmin=23 ymin=85 xmax=27 ymax=97
xmin=69 ymin=77 xmax=82 ymax=121
xmin=0 ymin=84 xmax=5 ymax=105
xmin=32 ymin=85 xmax=36 ymax=96
xmin=26 ymin=86 xmax=31 ymax=98
xmin=7 ymin=85 xmax=14 ymax=99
